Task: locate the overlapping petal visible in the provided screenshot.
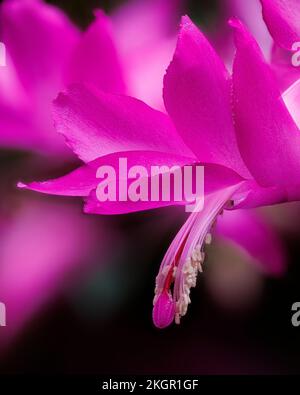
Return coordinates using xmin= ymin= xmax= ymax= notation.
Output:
xmin=85 ymin=162 xmax=244 ymax=216
xmin=233 ymin=182 xmax=300 ymax=209
xmin=231 ymin=18 xmax=300 ymax=188
xmin=225 ymin=0 xmax=272 ymax=58
xmin=163 ymin=16 xmax=250 ymax=178
xmin=260 ymin=0 xmax=300 ymax=90
xmin=261 ymin=0 xmax=300 ymax=50
xmin=271 ymin=45 xmax=300 ymax=91
xmin=112 ymin=0 xmax=183 ymax=108
xmin=53 ymin=84 xmax=193 ymax=163
xmin=19 ymin=150 xmax=244 ymax=215
xmin=283 ymin=78 xmax=300 ymax=128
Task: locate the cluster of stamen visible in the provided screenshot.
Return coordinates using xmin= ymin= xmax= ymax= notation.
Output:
xmin=153 ymin=232 xmax=212 ymax=327
xmin=175 ymin=244 xmax=205 ymax=324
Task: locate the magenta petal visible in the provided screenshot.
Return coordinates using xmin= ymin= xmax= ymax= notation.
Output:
xmin=283 ymin=78 xmax=300 ymax=129
xmin=233 ymin=181 xmax=300 ymax=208
xmin=226 ymin=0 xmax=272 ymax=57
xmin=120 ymin=37 xmax=177 ymax=110
xmin=67 ymin=10 xmax=126 ymax=94
xmin=84 ymin=153 xmax=244 ymax=215
xmin=233 ymin=182 xmax=286 ymax=208
xmin=271 ymin=45 xmax=300 ymax=91
xmin=19 ymin=150 xmax=244 ymax=214
xmin=112 ymin=0 xmax=182 ymax=53
xmin=18 ymin=151 xmax=196 ymax=198
xmin=53 ymin=84 xmax=193 ymax=163
xmin=231 ymin=19 xmax=300 ymax=188
xmin=163 ymin=16 xmax=250 ymax=178
xmin=0 ymin=0 xmax=79 ymax=97
xmin=17 ymin=160 xmax=100 ymax=197
xmin=262 ymin=0 xmax=300 ymax=90
xmin=111 ymin=0 xmax=182 ymax=109
xmin=216 ymin=209 xmax=286 ymax=276
xmin=261 ymin=0 xmax=300 ymax=50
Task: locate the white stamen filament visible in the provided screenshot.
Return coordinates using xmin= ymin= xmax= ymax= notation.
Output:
xmin=175 ymin=244 xmax=204 ymax=324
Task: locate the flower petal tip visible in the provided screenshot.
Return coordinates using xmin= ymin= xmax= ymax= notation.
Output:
xmin=228 ymin=18 xmax=253 ymax=48
xmin=228 ymin=17 xmax=241 ymax=29
xmin=83 ymin=203 xmax=92 ymax=215
xmin=179 ymin=15 xmax=195 ymax=32
xmin=180 ymin=14 xmax=192 ymax=25
xmin=228 ymin=18 xmax=246 ymax=36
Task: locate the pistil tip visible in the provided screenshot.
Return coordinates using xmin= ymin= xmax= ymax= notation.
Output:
xmin=152 ymin=291 xmax=175 ymax=329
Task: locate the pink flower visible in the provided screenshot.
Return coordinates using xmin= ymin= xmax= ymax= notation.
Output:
xmin=19 ymin=15 xmax=299 ymax=328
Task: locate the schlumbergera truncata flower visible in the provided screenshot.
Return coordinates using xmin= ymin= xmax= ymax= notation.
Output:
xmin=19 ymin=14 xmax=300 ymax=329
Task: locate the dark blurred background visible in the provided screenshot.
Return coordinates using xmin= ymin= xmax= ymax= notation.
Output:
xmin=0 ymin=0 xmax=300 ymax=375
xmin=45 ymin=0 xmax=219 ymax=28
